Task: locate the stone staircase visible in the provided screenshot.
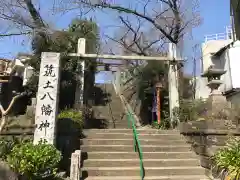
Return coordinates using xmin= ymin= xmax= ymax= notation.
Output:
xmin=80 ymin=83 xmax=211 ymax=179
xmin=80 ymin=129 xmax=210 ymax=180
xmin=87 ymin=84 xmax=128 ymax=129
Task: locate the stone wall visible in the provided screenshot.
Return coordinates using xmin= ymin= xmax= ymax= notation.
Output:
xmin=0 ymin=161 xmax=18 ymax=180
xmin=179 ymin=121 xmax=240 ymax=170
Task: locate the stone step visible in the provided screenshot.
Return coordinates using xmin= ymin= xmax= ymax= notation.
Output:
xmin=82 ymin=152 xmax=198 ymax=160
xmin=94 ymin=116 xmax=124 ymax=120
xmin=83 ymin=175 xmax=210 ymax=180
xmin=106 ymin=125 xmax=129 ymax=129
xmin=83 ymin=159 xmax=200 ymax=167
xmin=83 ymin=129 xmax=180 ymax=134
xmin=80 ymin=145 xmax=192 ymax=152
xmin=94 ymin=112 xmax=124 ymax=116
xmin=98 ymin=123 xmax=129 ymax=129
xmin=84 ymin=134 xmax=184 ymax=141
xmin=97 ymin=118 xmax=126 ymax=122
xmin=100 ymin=120 xmax=128 ymax=123
xmin=81 ymin=166 xmax=205 ymax=177
xmin=83 ymin=133 xmax=183 ymax=140
xmin=93 ymin=105 xmax=122 ymax=109
xmin=108 ymin=108 xmax=125 ymax=112
xmin=80 ymin=139 xmax=187 ymax=146
xmin=105 ymin=122 xmax=130 ymax=126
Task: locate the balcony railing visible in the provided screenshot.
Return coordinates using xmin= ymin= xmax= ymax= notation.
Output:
xmin=205 ymin=26 xmax=234 ymax=42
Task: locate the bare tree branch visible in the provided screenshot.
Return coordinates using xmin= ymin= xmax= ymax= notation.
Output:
xmin=80 ymin=0 xmax=177 ymax=43
xmin=0 ymin=0 xmax=49 ymax=38
xmin=0 ymin=32 xmax=31 ymax=37
xmin=0 ymin=92 xmax=28 ymax=133
xmin=55 ymin=0 xmax=200 ymax=60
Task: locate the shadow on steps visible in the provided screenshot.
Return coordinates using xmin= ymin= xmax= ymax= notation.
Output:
xmin=56 ymin=118 xmax=85 ymax=176
xmin=85 ymin=84 xmax=129 ymax=129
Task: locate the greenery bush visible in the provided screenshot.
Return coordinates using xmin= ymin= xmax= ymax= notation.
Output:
xmin=212 ymin=137 xmax=240 ymax=179
xmin=172 ymin=99 xmax=209 ymax=122
xmin=7 ymin=139 xmax=62 ymax=179
xmin=151 ymin=120 xmax=171 ymax=129
xmin=173 ymin=99 xmax=240 ymax=124
xmin=0 ymin=137 xmax=21 ymax=160
xmin=58 ymin=109 xmax=83 ymax=129
xmin=151 ymin=111 xmax=171 ymax=129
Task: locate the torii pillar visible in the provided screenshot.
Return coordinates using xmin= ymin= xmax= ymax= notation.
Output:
xmin=168 ymin=43 xmax=180 ymax=126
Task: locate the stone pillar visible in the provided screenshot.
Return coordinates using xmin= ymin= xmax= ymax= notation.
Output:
xmin=70 ymin=150 xmax=81 ymax=180
xmin=33 ymin=52 xmax=61 ymax=145
xmin=74 ymin=38 xmax=86 ymax=109
xmin=75 ymin=38 xmax=86 ymax=108
xmin=168 ymin=43 xmax=180 ymax=125
xmin=114 ymin=69 xmax=121 ymax=95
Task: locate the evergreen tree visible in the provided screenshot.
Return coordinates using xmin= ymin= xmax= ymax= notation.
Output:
xmin=26 ymin=18 xmax=100 ymax=109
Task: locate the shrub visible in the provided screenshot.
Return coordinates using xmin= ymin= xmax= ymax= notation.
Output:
xmin=58 ymin=109 xmax=83 ymax=129
xmin=212 ymin=137 xmax=240 ymax=179
xmin=151 ymin=121 xmax=170 ymax=129
xmin=151 ymin=117 xmax=171 ymax=130
xmin=0 ymin=137 xmax=21 ymax=160
xmin=7 ymin=139 xmax=62 ymax=179
xmin=173 ymin=99 xmax=209 ymax=122
xmin=173 ymin=99 xmax=240 ymax=125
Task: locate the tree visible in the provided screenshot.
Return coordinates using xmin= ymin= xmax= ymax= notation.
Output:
xmin=65 ymin=0 xmax=201 ymax=88
xmin=67 ymin=18 xmax=100 ymax=108
xmin=0 ymin=0 xmax=100 ymax=110
xmin=59 ymin=0 xmax=201 ymax=55
xmin=56 ymin=0 xmax=201 ymax=125
xmin=0 ymin=0 xmax=50 ymax=37
xmin=25 ymin=18 xmax=100 ymax=109
xmin=0 ymin=90 xmax=31 ymax=133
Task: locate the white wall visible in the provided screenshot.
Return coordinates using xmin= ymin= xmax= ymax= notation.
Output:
xmin=218 ymin=41 xmax=240 ymax=92
xmin=197 ymin=40 xmax=240 ymax=101
xmin=228 ymin=41 xmax=240 ymax=89
xmin=201 ymin=39 xmax=232 ymax=72
xmin=23 ymin=67 xmax=34 ymax=86
xmin=218 ymin=49 xmax=233 ymax=93
xmin=201 ymin=40 xmax=240 ymax=94
xmin=194 ymin=77 xmax=211 ymax=99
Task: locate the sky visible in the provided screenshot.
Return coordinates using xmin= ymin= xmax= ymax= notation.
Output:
xmin=184 ymin=0 xmax=230 ymax=75
xmin=0 ymin=0 xmax=231 ymax=83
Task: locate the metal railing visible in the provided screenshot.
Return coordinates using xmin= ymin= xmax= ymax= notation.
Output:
xmin=118 ymin=71 xmax=144 ymax=179
xmin=126 ymin=105 xmax=144 ymax=179
xmin=204 ymin=26 xmax=233 ymax=42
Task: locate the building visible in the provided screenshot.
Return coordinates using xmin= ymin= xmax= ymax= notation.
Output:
xmin=0 ymin=58 xmax=11 ymax=75
xmin=194 ymin=26 xmax=240 ymax=104
xmin=0 ymin=55 xmax=34 ymax=86
xmin=0 ymin=56 xmax=34 ymax=114
xmin=231 ymin=0 xmax=240 ymax=40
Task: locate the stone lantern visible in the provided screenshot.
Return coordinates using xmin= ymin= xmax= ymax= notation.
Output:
xmin=201 ymin=66 xmax=227 ymax=104
xmin=200 ymin=66 xmax=236 ymax=132
xmin=201 ymin=66 xmax=233 ymax=129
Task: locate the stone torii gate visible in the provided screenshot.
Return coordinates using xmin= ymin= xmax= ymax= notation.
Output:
xmin=33 ymin=38 xmax=182 ymax=145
